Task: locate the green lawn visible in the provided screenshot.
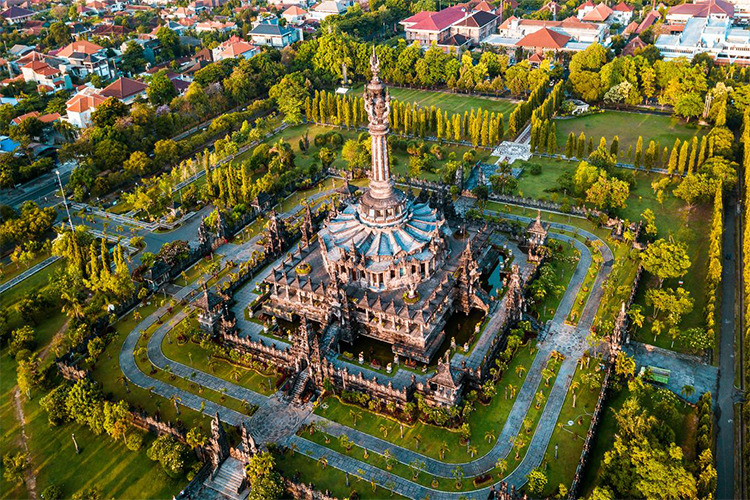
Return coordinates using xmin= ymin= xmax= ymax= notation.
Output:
xmin=349 ymin=84 xmax=518 ymax=120
xmin=160 ymin=314 xmax=279 ymax=396
xmin=554 ymin=111 xmax=707 ymax=156
xmin=0 ymin=251 xmax=53 ymax=286
xmin=540 ymin=361 xmax=603 ymax=497
xmin=0 ymin=259 xmax=65 ymax=309
xmin=315 ymin=343 xmax=536 ymax=463
xmin=90 ymin=302 xmax=211 ymax=432
xmin=567 ymin=246 xmax=602 ymax=326
xmin=275 ymin=450 xmax=406 ymax=499
xmin=530 ymin=238 xmax=579 ymax=324
xmin=174 ymin=254 xmax=222 ymax=286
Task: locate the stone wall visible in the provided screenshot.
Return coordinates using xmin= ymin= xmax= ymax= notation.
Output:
xmin=220 ymin=330 xmax=295 ymax=366
xmin=283 ymin=477 xmax=339 ymax=500
xmin=131 ymin=411 xmax=188 ymax=442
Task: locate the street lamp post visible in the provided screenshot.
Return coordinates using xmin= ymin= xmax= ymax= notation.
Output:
xmin=56 ymin=169 xmax=74 ymax=233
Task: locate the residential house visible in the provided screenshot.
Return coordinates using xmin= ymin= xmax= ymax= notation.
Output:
xmin=211 ymin=36 xmax=260 ymax=61
xmin=487 ymin=15 xmax=608 ymax=51
xmin=20 ymin=59 xmax=72 ymax=91
xmin=65 ymin=87 xmax=107 ymax=128
xmin=1 ymin=5 xmax=32 ymax=24
xmin=622 ymin=35 xmax=646 ymax=55
xmin=309 ymin=0 xmax=350 ymax=20
xmin=282 ymin=5 xmax=307 ymax=24
xmin=581 ymin=2 xmax=612 ymax=23
xmin=666 ymin=0 xmax=734 ymax=23
xmin=450 ymin=10 xmax=498 ymax=44
xmin=610 ymin=2 xmax=634 ymax=24
xmin=100 ymin=77 xmax=148 ymax=104
xmin=248 ymin=21 xmax=301 ymax=47
xmin=195 ymin=20 xmax=236 ymax=32
xmin=56 ymin=40 xmax=115 ymax=81
xmin=400 ymin=6 xmax=467 ymax=46
xmin=576 ymin=0 xmax=596 ymax=19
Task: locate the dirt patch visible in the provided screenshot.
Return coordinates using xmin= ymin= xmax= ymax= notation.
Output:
xmin=12 ymin=388 xmax=37 ymax=499
xmin=680 ymin=409 xmax=699 ymax=462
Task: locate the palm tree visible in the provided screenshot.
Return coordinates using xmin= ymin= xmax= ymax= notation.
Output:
xmin=484 ymin=430 xmax=496 ymax=443
xmin=379 ymin=424 xmax=388 ymax=438
xmin=535 ymin=390 xmax=545 ymax=409
xmin=495 ymin=458 xmax=508 ymax=478
xmin=515 ymin=365 xmax=527 ymax=379
xmin=542 ymin=368 xmax=555 ymax=387
xmin=289 ymin=442 xmax=299 ymax=456
xmin=513 ymin=436 xmax=526 ymax=460
xmin=508 ymin=383 xmax=517 ymax=399
xmin=383 ymin=449 xmax=393 ymax=470
xmin=60 ymin=289 xmax=85 ymax=321
xmin=349 ymin=409 xmax=362 ymax=427
xmin=439 ymin=441 xmax=450 ymax=460
xmin=681 ymin=384 xmax=695 ymax=399
xmin=135 ymin=347 xmax=148 ymax=362
xmin=230 ymin=367 xmax=242 ymax=382
xmin=467 ymin=445 xmax=478 ymax=458
xmin=570 ymin=381 xmax=581 ymax=408
xmin=317 ymin=456 xmax=328 ymax=469
xmin=170 ymin=395 xmax=182 ymax=415
xmin=414 ymin=434 xmax=422 ymax=451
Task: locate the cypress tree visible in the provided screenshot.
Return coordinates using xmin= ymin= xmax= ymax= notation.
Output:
xmin=498 ymin=114 xmax=504 ymax=140
xmin=577 ymin=132 xmax=586 ymax=158
xmin=598 ymin=137 xmax=607 ymax=151
xmin=481 ymin=110 xmax=490 ymax=146
xmin=662 ymin=147 xmax=669 ymax=168
xmin=304 ymin=96 xmax=312 ymax=122
xmin=668 ymin=139 xmax=680 ymax=175
xmin=565 ymin=132 xmax=575 ymax=158
xmin=436 ymin=110 xmax=444 ymax=139
xmin=645 ymin=140 xmax=656 ymax=170
xmin=547 ymin=122 xmax=556 ymax=154
xmin=587 ymin=137 xmax=594 ymax=155
xmin=610 ymin=136 xmax=619 ymax=157
xmin=698 ymin=135 xmax=707 ymax=166
xmin=634 ymin=136 xmax=643 ymax=168
xmin=678 ymin=141 xmax=689 ymax=175
xmin=688 ymin=136 xmax=698 ymax=174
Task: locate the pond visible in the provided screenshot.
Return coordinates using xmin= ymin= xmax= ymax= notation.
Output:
xmin=481 ymin=255 xmax=507 ymax=298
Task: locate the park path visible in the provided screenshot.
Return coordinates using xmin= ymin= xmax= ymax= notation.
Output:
xmin=119 ymin=195 xmax=616 ymax=498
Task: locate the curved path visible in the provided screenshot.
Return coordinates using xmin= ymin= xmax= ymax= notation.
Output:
xmin=119 ymin=201 xmax=615 ymax=499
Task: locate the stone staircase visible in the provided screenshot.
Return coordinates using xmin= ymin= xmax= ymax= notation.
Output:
xmin=288 ymin=367 xmax=309 ymax=402
xmin=204 ymin=457 xmax=249 ymax=500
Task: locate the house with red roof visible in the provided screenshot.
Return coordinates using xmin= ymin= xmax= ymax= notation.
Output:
xmin=581 ymin=2 xmax=612 ymax=23
xmin=400 ymin=6 xmax=467 ymax=47
xmin=57 ymin=40 xmax=115 ymax=81
xmin=65 ymin=87 xmax=107 ymax=128
xmin=635 ymin=10 xmax=660 ymax=34
xmin=211 ymin=36 xmax=260 ymax=61
xmin=20 ymin=59 xmax=72 ymax=91
xmin=100 ymin=77 xmax=148 ymax=104
xmin=576 ymin=0 xmax=595 ymax=19
xmin=611 ymin=2 xmax=634 ymax=24
xmin=282 ymin=5 xmax=307 ymax=24
xmin=515 ymin=27 xmax=571 ymax=51
xmin=622 ymin=35 xmax=646 ymax=55
xmin=666 ymin=0 xmax=733 ymax=23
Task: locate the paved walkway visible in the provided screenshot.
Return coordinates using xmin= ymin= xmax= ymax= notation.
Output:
xmin=0 ymin=255 xmax=60 ymax=294
xmin=118 ymin=194 xmax=616 ymax=498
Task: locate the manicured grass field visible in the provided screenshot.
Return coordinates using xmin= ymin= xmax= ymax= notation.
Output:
xmin=554 ymin=111 xmax=707 ymax=156
xmin=160 ymin=314 xmax=279 ymax=396
xmin=349 ymin=84 xmax=518 ymax=119
xmin=275 ymin=450 xmax=406 ymax=499
xmin=531 ymin=238 xmax=579 ymax=324
xmin=0 ymin=258 xmax=64 ymax=309
xmin=540 ymin=361 xmax=602 ymax=497
xmin=315 ymin=343 xmax=536 ymax=463
xmin=232 ymin=123 xmax=490 ymax=183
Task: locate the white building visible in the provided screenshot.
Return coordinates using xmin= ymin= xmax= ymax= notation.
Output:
xmin=309 ymin=0 xmax=350 ymax=20
xmin=656 ymin=17 xmax=750 ymax=65
xmin=65 ymin=87 xmax=107 ymax=128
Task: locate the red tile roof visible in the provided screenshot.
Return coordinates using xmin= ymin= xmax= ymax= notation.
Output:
xmin=668 ymin=0 xmax=733 ymax=18
xmin=407 ymin=6 xmax=466 ymax=31
xmin=100 ymin=77 xmax=148 ymax=100
xmin=57 ymin=40 xmax=103 ymax=58
xmin=612 ymin=1 xmax=633 ymax=12
xmin=515 ymin=27 xmax=570 ymax=48
xmin=581 ymin=2 xmax=612 ymax=21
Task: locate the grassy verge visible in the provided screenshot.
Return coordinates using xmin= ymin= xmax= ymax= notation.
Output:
xmin=315 ymin=343 xmax=536 ymax=463
xmin=160 ymin=314 xmax=279 ymax=396
xmin=275 ymin=450 xmax=406 ymax=499
xmin=540 ymin=361 xmax=603 ymax=497
xmin=567 ymin=248 xmax=602 ymax=325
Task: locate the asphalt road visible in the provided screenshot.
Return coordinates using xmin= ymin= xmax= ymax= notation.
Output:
xmin=716 ymin=189 xmax=739 ymax=500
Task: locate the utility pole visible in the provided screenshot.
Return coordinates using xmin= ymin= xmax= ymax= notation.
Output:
xmin=56 ymin=169 xmax=75 ymax=233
